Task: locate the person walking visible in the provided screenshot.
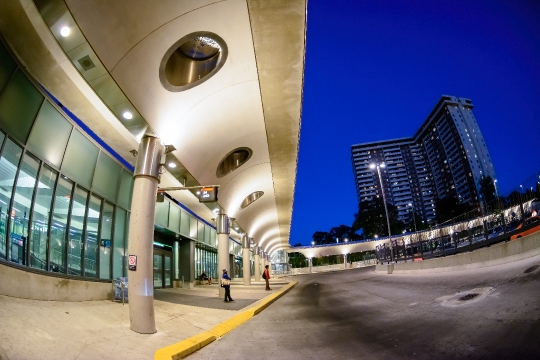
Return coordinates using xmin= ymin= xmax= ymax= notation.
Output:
xmin=221 ymin=269 xmax=234 ymax=302
xmin=263 ymin=264 xmax=272 ymax=291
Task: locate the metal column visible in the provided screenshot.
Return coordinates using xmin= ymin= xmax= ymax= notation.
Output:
xmin=253 ymin=245 xmax=261 ymax=281
xmin=242 ymin=235 xmax=251 ymax=286
xmin=217 ymin=213 xmax=230 ymax=297
xmin=127 ymin=135 xmax=164 ymax=334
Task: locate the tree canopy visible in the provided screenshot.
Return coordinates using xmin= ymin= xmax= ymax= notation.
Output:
xmin=352 ymin=197 xmax=404 ymax=238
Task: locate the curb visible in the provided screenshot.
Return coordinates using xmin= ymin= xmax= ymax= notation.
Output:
xmin=154 ymin=281 xmax=297 ymax=360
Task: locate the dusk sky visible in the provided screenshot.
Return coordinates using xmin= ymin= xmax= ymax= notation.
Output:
xmin=290 ymin=0 xmax=540 ymax=246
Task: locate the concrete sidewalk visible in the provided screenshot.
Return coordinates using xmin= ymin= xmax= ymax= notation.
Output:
xmin=0 ymin=279 xmax=287 ymax=360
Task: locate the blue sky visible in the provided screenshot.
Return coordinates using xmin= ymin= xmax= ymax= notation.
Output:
xmin=290 ymin=0 xmax=540 ymax=246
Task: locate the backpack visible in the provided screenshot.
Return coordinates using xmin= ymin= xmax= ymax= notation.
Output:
xmin=262 ymin=271 xmax=267 ymax=279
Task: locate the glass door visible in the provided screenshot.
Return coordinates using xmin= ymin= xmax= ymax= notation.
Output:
xmin=164 ymin=255 xmax=171 ymax=287
xmin=153 ymin=254 xmax=162 ymax=288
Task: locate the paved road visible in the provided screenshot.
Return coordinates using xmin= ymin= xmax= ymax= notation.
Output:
xmin=189 ymin=255 xmax=540 ymax=359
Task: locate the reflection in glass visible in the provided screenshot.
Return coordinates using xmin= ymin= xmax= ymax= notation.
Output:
xmin=50 ymin=177 xmax=73 ymax=273
xmin=10 ymin=152 xmax=39 ymax=264
xmin=100 ymin=202 xmax=113 ymax=279
xmin=68 ymin=187 xmax=88 ymax=275
xmin=113 ymin=207 xmax=126 ymax=278
xmin=0 ymin=138 xmax=22 ymax=260
xmin=85 ymin=195 xmax=101 ymax=277
xmin=29 ymin=165 xmax=57 ymax=270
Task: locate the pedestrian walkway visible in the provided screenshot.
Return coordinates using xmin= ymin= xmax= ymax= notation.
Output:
xmin=0 ymin=279 xmax=287 ymax=360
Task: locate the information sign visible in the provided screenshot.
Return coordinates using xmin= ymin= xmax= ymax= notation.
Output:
xmin=199 ymin=186 xmax=218 ymax=203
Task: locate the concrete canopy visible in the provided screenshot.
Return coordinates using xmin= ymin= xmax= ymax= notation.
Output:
xmin=0 ymin=0 xmax=306 ymax=254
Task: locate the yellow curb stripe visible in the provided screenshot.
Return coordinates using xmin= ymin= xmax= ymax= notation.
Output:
xmin=154 ymin=281 xmax=297 ymax=360
xmin=154 ymin=331 xmax=216 ymax=360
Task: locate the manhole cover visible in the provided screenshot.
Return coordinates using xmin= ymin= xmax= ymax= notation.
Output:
xmin=458 ymin=293 xmax=480 ymax=301
xmin=524 ymin=265 xmax=539 ymax=274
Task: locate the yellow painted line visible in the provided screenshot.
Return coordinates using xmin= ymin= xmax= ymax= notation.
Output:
xmin=154 ymin=281 xmax=297 ymax=360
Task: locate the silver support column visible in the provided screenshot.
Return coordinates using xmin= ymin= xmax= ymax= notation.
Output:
xmin=217 ymin=213 xmax=230 ymax=297
xmin=309 ymin=257 xmax=313 ymax=273
xmin=344 ymin=253 xmax=348 ymax=269
xmin=253 ymin=245 xmax=261 ymax=281
xmin=242 ymin=235 xmax=251 ymax=286
xmin=127 ymin=135 xmax=164 ymax=334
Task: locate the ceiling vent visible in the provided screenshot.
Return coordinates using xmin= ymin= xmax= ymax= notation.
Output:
xmin=217 ymin=148 xmax=252 ymax=178
xmin=160 ymin=32 xmax=228 ymax=92
xmin=240 ymin=191 xmax=264 ymax=209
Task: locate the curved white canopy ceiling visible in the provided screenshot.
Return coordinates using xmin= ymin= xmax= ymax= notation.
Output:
xmin=0 ymin=0 xmax=306 ymax=253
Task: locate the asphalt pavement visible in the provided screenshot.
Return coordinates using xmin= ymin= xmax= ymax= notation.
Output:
xmin=188 ymin=254 xmax=540 ymax=360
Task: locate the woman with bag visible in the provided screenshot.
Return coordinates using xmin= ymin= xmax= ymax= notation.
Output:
xmin=263 ymin=265 xmax=272 ymax=291
xmin=221 ymin=269 xmax=234 ymax=302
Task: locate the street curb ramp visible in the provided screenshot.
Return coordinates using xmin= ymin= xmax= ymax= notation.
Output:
xmin=154 ymin=281 xmax=298 ymax=360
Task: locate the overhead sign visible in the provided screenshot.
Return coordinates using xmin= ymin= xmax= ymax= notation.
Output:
xmin=199 ymin=186 xmax=218 ymax=203
xmin=128 ymin=255 xmax=137 ymax=271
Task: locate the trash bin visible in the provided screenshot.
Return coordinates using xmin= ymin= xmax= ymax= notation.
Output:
xmin=113 ymin=277 xmax=128 ymax=303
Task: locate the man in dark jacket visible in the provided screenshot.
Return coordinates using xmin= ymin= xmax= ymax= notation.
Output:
xmin=221 ymin=269 xmax=234 ymax=302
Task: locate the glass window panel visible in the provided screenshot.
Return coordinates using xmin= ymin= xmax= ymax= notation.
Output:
xmin=0 ymin=138 xmax=22 ymax=260
xmin=68 ymin=187 xmax=88 ymax=276
xmin=113 ymin=207 xmax=126 ymax=278
xmin=0 ymin=41 xmax=16 ymax=93
xmin=204 ymin=225 xmax=211 ymax=244
xmin=211 ymin=228 xmax=216 ymax=247
xmin=155 ymin=201 xmax=169 ymax=228
xmin=168 ymin=204 xmax=180 ymax=233
xmin=84 ymin=195 xmax=101 ymax=277
xmin=117 ymin=169 xmax=133 ymax=210
xmin=50 ymin=176 xmax=73 ymax=273
xmin=100 ymin=202 xmax=113 ymax=279
xmin=9 ymin=152 xmax=39 ymax=264
xmin=27 ymin=101 xmax=72 ymax=168
xmin=61 ymin=130 xmax=99 ymax=189
xmin=197 ymin=221 xmax=204 ymax=242
xmin=179 ymin=209 xmax=190 ymax=237
xmin=189 ymin=216 xmax=197 ymax=239
xmin=92 ymin=153 xmax=121 ymax=202
xmin=0 ymin=70 xmax=44 ymax=144
xmin=29 ymin=165 xmax=57 ymax=270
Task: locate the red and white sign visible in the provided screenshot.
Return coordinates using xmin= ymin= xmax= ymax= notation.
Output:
xmin=128 ymin=255 xmax=137 ymax=271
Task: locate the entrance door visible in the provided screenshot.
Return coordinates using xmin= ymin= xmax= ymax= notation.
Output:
xmin=153 ymin=254 xmax=162 ymax=288
xmin=153 ymin=249 xmax=173 ymax=289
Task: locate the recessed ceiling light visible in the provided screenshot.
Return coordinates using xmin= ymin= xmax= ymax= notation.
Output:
xmin=122 ymin=111 xmax=133 ymax=120
xmin=60 ymin=26 xmax=70 ymax=37
xmin=167 ymin=162 xmax=176 ymax=168
xmin=196 ymin=191 xmax=200 ymax=195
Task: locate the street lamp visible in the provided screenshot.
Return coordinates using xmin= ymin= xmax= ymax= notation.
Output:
xmin=408 ymin=203 xmax=417 ymax=233
xmin=370 ymin=162 xmax=392 ymax=239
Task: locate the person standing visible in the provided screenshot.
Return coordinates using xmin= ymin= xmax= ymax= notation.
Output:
xmin=221 ymin=269 xmax=234 ymax=302
xmin=263 ymin=265 xmax=272 ymax=291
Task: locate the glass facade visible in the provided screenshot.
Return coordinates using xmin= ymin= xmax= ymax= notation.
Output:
xmin=0 ymin=40 xmax=131 ymax=280
xmin=0 ymin=38 xmax=248 ymax=285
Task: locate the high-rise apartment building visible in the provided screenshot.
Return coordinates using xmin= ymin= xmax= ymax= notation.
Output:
xmin=351 ymin=96 xmax=496 ymax=226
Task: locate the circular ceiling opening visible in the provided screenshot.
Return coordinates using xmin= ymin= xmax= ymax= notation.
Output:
xmin=160 ymin=32 xmax=228 ymax=92
xmin=240 ymin=191 xmax=264 ymax=210
xmin=217 ymin=148 xmax=252 ymax=178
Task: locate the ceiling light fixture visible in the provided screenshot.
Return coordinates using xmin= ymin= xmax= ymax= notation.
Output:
xmin=168 ymin=162 xmax=176 ymax=168
xmin=122 ymin=111 xmax=133 ymax=120
xmin=60 ymin=26 xmax=70 ymax=37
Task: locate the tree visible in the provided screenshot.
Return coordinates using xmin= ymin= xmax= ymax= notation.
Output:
xmin=329 ymin=225 xmax=353 ymax=241
xmin=435 ymin=197 xmax=474 ymax=224
xmin=293 ymin=243 xmax=303 ymax=247
xmin=352 ymin=197 xmax=404 ymax=238
xmin=311 ymin=231 xmax=333 ymax=245
xmin=479 ymin=176 xmax=496 ymax=204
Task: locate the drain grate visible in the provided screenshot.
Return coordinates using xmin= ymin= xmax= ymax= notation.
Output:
xmin=524 ymin=265 xmax=539 ymax=274
xmin=458 ymin=293 xmax=480 ymax=301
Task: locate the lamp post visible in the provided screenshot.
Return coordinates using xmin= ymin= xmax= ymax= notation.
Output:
xmin=370 ymin=163 xmax=392 ymax=239
xmin=408 ymin=203 xmax=417 ymax=233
